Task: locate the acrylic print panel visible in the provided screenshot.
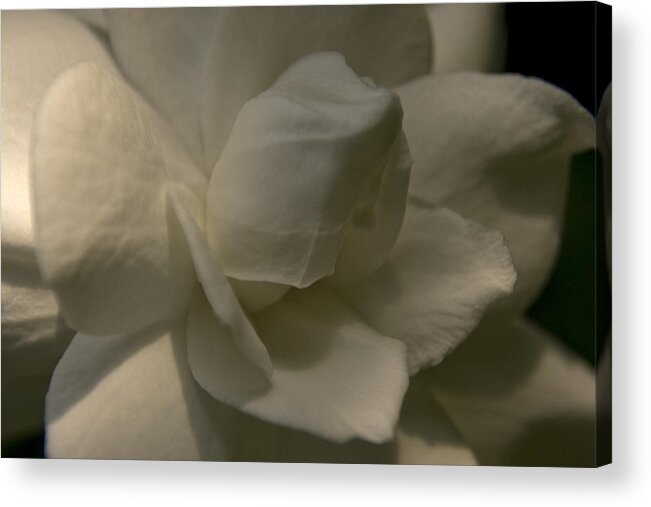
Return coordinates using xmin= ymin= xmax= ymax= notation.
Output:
xmin=1 ymin=3 xmax=611 ymax=466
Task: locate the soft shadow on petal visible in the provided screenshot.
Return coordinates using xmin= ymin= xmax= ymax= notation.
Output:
xmin=206 ymin=285 xmax=410 ymax=444
xmin=396 ymin=73 xmax=595 ymax=315
xmin=225 ymin=375 xmax=478 ymax=465
xmin=206 ymin=52 xmax=404 ymax=289
xmin=46 ymin=320 xmax=234 ymax=461
xmin=186 ymin=293 xmax=395 ymax=464
xmin=226 ymin=410 xmax=397 ymax=464
xmin=1 ymin=10 xmax=115 ymax=447
xmin=64 ymin=9 xmax=108 ymax=32
xmin=427 ymin=3 xmax=507 ymax=73
xmin=169 ymin=192 xmax=272 ymax=375
xmin=105 ymin=8 xmax=219 ymax=167
xmin=423 ymin=317 xmax=596 ymax=466
xmin=201 ymin=5 xmax=431 ymax=171
xmin=1 ymin=10 xmax=117 ymax=259
xmin=186 ymin=291 xmax=271 ymax=401
xmin=2 ymin=253 xmax=71 ymax=355
xmin=395 ymin=376 xmax=477 ymax=465
xmin=2 ymin=270 xmax=72 ymax=442
xmin=340 ymin=204 xmax=516 ymax=374
xmin=327 ymin=131 xmax=413 ymax=286
xmin=32 ymin=62 xmax=204 ymax=337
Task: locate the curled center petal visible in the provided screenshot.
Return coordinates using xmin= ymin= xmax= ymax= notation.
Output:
xmin=206 ymin=52 xmax=409 ymax=292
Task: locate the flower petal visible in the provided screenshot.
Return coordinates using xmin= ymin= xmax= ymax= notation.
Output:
xmin=396 ymin=73 xmax=595 ymax=314
xmin=327 ymin=131 xmax=413 ymax=286
xmin=228 ymin=414 xmax=396 ymax=464
xmin=169 ymin=192 xmax=272 ymax=375
xmin=32 ymin=62 xmax=204 ymax=336
xmin=423 ymin=318 xmax=596 ymax=466
xmin=207 ymin=52 xmax=405 ymax=289
xmin=1 ymin=10 xmax=115 ymax=443
xmin=65 ymin=9 xmax=107 ymax=31
xmin=227 ymin=377 xmax=476 ymax=464
xmin=187 ymin=284 xmax=409 ymax=444
xmin=1 ymin=10 xmax=116 ymax=260
xmin=201 ymin=5 xmax=431 ymax=170
xmin=427 ymin=4 xmax=506 ymax=73
xmin=2 ymin=262 xmax=73 ymax=441
xmin=46 ymin=321 xmax=234 ymax=460
xmin=340 ymin=204 xmax=517 ymax=374
xmin=395 ymin=376 xmax=478 ymax=465
xmin=188 ymin=295 xmax=397 ymax=463
xmin=223 ymin=380 xmax=478 ymax=465
xmin=105 ymin=8 xmax=218 ymax=167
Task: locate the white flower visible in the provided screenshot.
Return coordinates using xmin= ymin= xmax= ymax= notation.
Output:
xmin=1 ymin=6 xmax=596 ymax=464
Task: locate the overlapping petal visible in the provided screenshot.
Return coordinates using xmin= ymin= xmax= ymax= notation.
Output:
xmin=169 ymin=193 xmax=272 ymax=375
xmin=200 ymin=5 xmax=431 ymax=171
xmin=187 ymin=285 xmax=409 ymax=444
xmin=5 ymin=7 xmax=598 ymax=466
xmin=327 ymin=131 xmax=413 ymax=286
xmin=227 ymin=413 xmax=396 ymax=464
xmin=396 ymin=73 xmax=595 ymax=314
xmin=341 ymin=203 xmax=516 ymax=374
xmin=45 ymin=312 xmax=469 ymax=463
xmin=2 ymin=273 xmax=72 ymax=440
xmin=45 ymin=321 xmax=234 ymax=460
xmin=395 ymin=376 xmax=477 ymax=465
xmin=65 ymin=8 xmax=107 ymax=30
xmin=223 ymin=378 xmax=476 ymax=465
xmin=1 ymin=10 xmax=116 ymax=443
xmin=105 ymin=8 xmax=218 ymax=166
xmin=1 ymin=10 xmax=116 ymax=260
xmin=207 ymin=52 xmax=406 ymax=289
xmin=31 ymin=62 xmax=205 ymax=336
xmin=423 ymin=318 xmax=596 ymax=466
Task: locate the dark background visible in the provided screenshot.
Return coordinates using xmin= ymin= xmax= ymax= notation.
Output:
xmin=4 ymin=2 xmax=612 ymax=458
xmin=505 ymin=2 xmax=611 ymax=366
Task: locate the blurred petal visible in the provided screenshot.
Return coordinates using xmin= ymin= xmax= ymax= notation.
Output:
xmin=423 ymin=318 xmax=596 ymax=466
xmin=32 ymin=63 xmax=204 ymax=336
xmin=190 ymin=284 xmax=408 ymax=443
xmin=2 ymin=255 xmax=69 ymax=351
xmin=2 ymin=258 xmax=73 ymax=441
xmin=225 ymin=376 xmax=477 ymax=465
xmin=202 ymin=5 xmax=431 ymax=171
xmin=427 ymin=3 xmax=506 ymax=73
xmin=46 ymin=321 xmax=234 ymax=460
xmin=105 ymin=8 xmax=218 ymax=167
xmin=395 ymin=376 xmax=477 ymax=465
xmin=1 ymin=10 xmax=116 ymax=444
xmin=341 ymin=204 xmax=516 ymax=374
xmin=229 ymin=414 xmax=396 ymax=464
xmin=207 ymin=53 xmax=404 ymax=288
xmin=1 ymin=10 xmax=116 ymax=260
xmin=65 ymin=9 xmax=107 ymax=31
xmin=397 ymin=73 xmax=595 ymax=314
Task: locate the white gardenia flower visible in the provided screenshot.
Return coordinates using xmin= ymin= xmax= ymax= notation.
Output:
xmin=1 ymin=7 xmax=596 ymax=464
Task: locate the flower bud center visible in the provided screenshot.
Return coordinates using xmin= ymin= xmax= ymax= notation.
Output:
xmin=206 ymin=52 xmax=410 ymax=311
